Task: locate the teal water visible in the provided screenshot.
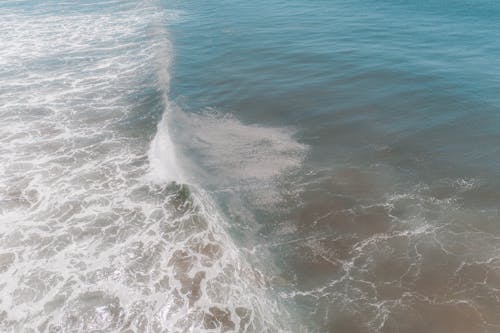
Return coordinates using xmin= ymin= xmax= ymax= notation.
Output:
xmin=1 ymin=0 xmax=500 ymax=332
xmin=168 ymin=1 xmax=500 ymax=331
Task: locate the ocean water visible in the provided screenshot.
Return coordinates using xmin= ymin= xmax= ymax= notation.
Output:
xmin=1 ymin=0 xmax=500 ymax=332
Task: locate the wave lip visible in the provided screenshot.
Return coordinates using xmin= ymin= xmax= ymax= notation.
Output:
xmin=148 ymin=106 xmax=185 ymax=184
xmin=147 ymin=23 xmax=185 ymax=185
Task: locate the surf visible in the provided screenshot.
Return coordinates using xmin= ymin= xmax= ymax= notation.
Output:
xmin=0 ymin=1 xmax=288 ymax=331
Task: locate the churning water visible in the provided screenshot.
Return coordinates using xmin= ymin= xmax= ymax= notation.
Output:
xmin=0 ymin=1 xmax=289 ymax=331
xmin=2 ymin=0 xmax=500 ymax=332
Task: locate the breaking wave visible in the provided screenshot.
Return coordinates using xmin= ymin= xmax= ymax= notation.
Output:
xmin=0 ymin=1 xmax=292 ymax=331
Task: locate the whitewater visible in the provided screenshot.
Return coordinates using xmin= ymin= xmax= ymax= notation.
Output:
xmin=0 ymin=1 xmax=293 ymax=331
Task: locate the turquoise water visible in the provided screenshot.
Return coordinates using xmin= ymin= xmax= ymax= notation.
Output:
xmin=1 ymin=0 xmax=500 ymax=332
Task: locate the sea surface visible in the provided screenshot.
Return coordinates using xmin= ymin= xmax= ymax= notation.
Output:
xmin=1 ymin=0 xmax=500 ymax=332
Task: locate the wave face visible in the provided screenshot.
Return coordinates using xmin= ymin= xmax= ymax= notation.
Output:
xmin=0 ymin=1 xmax=287 ymax=331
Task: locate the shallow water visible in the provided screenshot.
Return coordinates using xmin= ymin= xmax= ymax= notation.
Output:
xmin=1 ymin=0 xmax=500 ymax=332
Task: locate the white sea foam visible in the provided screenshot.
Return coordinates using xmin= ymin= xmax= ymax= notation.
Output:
xmin=0 ymin=1 xmax=288 ymax=331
